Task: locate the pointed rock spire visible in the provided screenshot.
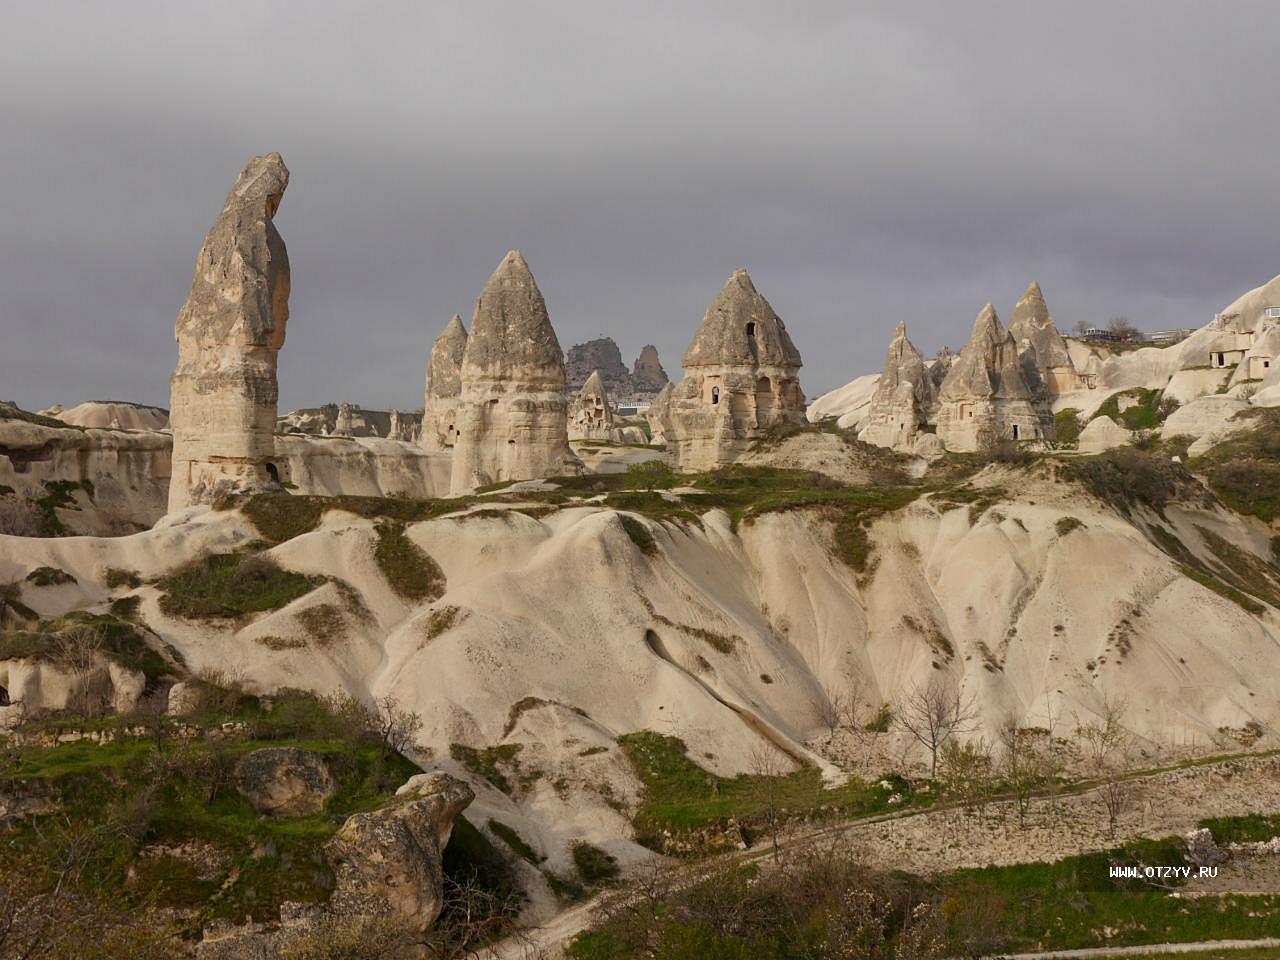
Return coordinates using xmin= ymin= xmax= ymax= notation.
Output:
xmin=1008 ymin=281 xmax=1072 ymax=371
xmin=461 ymin=250 xmax=564 ymax=386
xmin=449 ymin=250 xmax=575 ymax=491
xmin=421 ymin=314 xmax=469 ymax=450
xmin=682 ymin=269 xmax=803 ymax=369
xmin=858 ymin=319 xmax=936 ymax=450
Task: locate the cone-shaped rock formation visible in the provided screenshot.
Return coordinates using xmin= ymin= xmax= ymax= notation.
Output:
xmin=858 ymin=321 xmax=936 ymax=450
xmin=449 ymin=251 xmax=578 ymax=492
xmin=936 ymin=304 xmax=1052 ymax=451
xmin=421 ymin=314 xmax=468 ymax=450
xmin=661 ymin=270 xmax=804 ymax=472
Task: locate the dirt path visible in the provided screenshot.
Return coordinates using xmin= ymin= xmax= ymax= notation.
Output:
xmin=1000 ymin=938 xmax=1280 ymax=958
xmin=481 ymin=751 xmax=1280 ymax=960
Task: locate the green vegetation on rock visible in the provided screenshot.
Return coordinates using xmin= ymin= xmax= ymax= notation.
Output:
xmin=158 ymin=553 xmax=322 ymax=619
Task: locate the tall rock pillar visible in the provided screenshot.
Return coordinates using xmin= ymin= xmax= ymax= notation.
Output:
xmin=168 ymin=153 xmax=290 ymax=512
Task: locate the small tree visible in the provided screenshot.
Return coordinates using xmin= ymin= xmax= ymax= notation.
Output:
xmin=817 ymin=683 xmax=848 ymax=743
xmin=748 ymin=745 xmax=787 ymax=860
xmin=939 ymin=737 xmax=994 ymax=819
xmin=896 ymin=678 xmax=976 ymax=778
xmin=373 ymin=694 xmax=424 ymax=762
xmin=1072 ymin=319 xmax=1090 ymax=335
xmin=996 ymin=716 xmax=1058 ymax=828
xmin=1078 ymin=697 xmax=1138 ymax=838
xmin=1107 ymin=316 xmax=1140 ymax=341
xmin=0 ymin=495 xmax=43 ymax=537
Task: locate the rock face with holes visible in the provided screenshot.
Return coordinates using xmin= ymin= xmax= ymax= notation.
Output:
xmin=569 ymin=370 xmax=615 ymax=441
xmin=449 ymin=251 xmax=579 ymax=492
xmin=935 ymin=304 xmax=1053 ymax=452
xmin=858 ymin=321 xmax=936 ymax=451
xmin=631 ymin=343 xmax=670 ymax=396
xmin=421 ymin=314 xmax=468 ymax=451
xmin=324 ymin=771 xmax=474 ymax=936
xmin=169 ymin=153 xmax=291 ymax=513
xmin=659 ymin=270 xmax=805 ymax=472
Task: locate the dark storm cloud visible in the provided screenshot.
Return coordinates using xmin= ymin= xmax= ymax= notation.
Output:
xmin=2 ymin=0 xmax=1278 ymax=411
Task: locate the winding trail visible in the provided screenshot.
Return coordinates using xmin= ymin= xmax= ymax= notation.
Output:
xmin=481 ymin=748 xmax=1280 ymax=960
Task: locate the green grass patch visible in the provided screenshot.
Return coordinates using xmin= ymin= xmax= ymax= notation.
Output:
xmin=0 ymin=611 xmax=176 ymax=682
xmin=374 ymin=522 xmax=446 ymax=601
xmin=1093 ymin=387 xmax=1164 ymax=430
xmin=158 ymin=553 xmax=323 ymax=620
xmin=571 ymin=840 xmax=619 ymax=885
xmin=488 ymin=818 xmax=543 ymax=864
xmin=618 ymin=732 xmax=912 ymax=853
xmin=103 ymin=567 xmax=143 ymax=589
xmin=450 ymin=742 xmax=526 ymax=795
xmin=618 ymin=514 xmax=658 ymax=555
xmin=1192 ymin=408 xmax=1280 ymax=524
xmin=1200 ymin=812 xmax=1280 ymax=845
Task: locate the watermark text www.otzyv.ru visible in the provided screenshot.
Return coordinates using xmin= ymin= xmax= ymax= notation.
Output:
xmin=1109 ymin=864 xmax=1218 ymax=879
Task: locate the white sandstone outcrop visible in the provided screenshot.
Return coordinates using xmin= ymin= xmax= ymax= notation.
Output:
xmin=858 ymin=321 xmax=936 ymax=451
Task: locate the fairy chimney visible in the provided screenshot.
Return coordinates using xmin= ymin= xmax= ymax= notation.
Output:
xmin=421 ymin=314 xmax=468 ymax=450
xmin=858 ymin=321 xmax=936 ymax=450
xmin=569 ymin=370 xmax=615 ymax=441
xmin=169 ymin=153 xmax=290 ymax=512
xmin=935 ymin=304 xmax=1052 ymax=451
xmin=1008 ymin=282 xmax=1076 ymax=394
xmin=660 ymin=270 xmax=804 ymax=472
xmin=449 ymin=251 xmax=578 ymax=492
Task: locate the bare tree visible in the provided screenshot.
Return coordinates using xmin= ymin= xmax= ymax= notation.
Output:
xmin=0 ymin=495 xmax=43 ymax=537
xmin=1107 ymin=316 xmax=1141 ymax=341
xmin=1072 ymin=319 xmax=1090 ymax=335
xmin=817 ymin=683 xmax=848 ymax=743
xmin=939 ymin=736 xmax=995 ymax=820
xmin=996 ymin=716 xmax=1059 ymax=828
xmin=373 ymin=694 xmax=424 ymax=762
xmin=749 ymin=745 xmax=787 ymax=860
xmin=895 ymin=678 xmax=976 ymax=778
xmin=53 ymin=623 xmax=110 ymax=718
xmin=1078 ymin=697 xmax=1138 ymax=838
xmin=0 ymin=580 xmax=35 ymax=629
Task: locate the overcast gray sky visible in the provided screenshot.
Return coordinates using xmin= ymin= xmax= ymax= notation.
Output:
xmin=3 ymin=1 xmax=1278 ymax=412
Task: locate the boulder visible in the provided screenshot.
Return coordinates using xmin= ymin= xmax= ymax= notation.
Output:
xmin=324 ymin=771 xmax=474 ymax=935
xmin=1077 ymin=415 xmax=1131 ymax=453
xmin=234 ymin=747 xmax=336 ymax=817
xmin=169 ymin=153 xmax=290 ymax=512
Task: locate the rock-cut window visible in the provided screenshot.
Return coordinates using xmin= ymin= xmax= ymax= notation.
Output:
xmin=711 ymin=386 xmax=720 ymax=405
xmin=746 ymin=322 xmax=756 ymax=337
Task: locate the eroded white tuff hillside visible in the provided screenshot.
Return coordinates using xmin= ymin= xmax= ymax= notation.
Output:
xmin=1 ymin=463 xmax=1276 ymax=866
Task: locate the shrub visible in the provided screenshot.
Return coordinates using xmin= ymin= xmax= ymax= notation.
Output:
xmin=623 ymin=459 xmax=676 ymax=491
xmin=618 ymin=514 xmax=657 ymax=555
xmin=103 ymin=567 xmax=143 ymax=590
xmin=0 ymin=495 xmax=44 ymax=536
xmin=1061 ymin=448 xmax=1192 ymax=514
xmin=373 ymin=522 xmax=446 ymax=601
xmin=571 ymin=841 xmax=619 ymax=885
xmin=25 ymin=566 xmax=76 ymax=587
xmin=157 ymin=553 xmax=321 ymax=619
xmin=488 ymin=819 xmax=543 ymax=864
xmin=1054 ymin=516 xmax=1086 ymax=537
xmin=1052 ymin=409 xmax=1083 ymax=448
